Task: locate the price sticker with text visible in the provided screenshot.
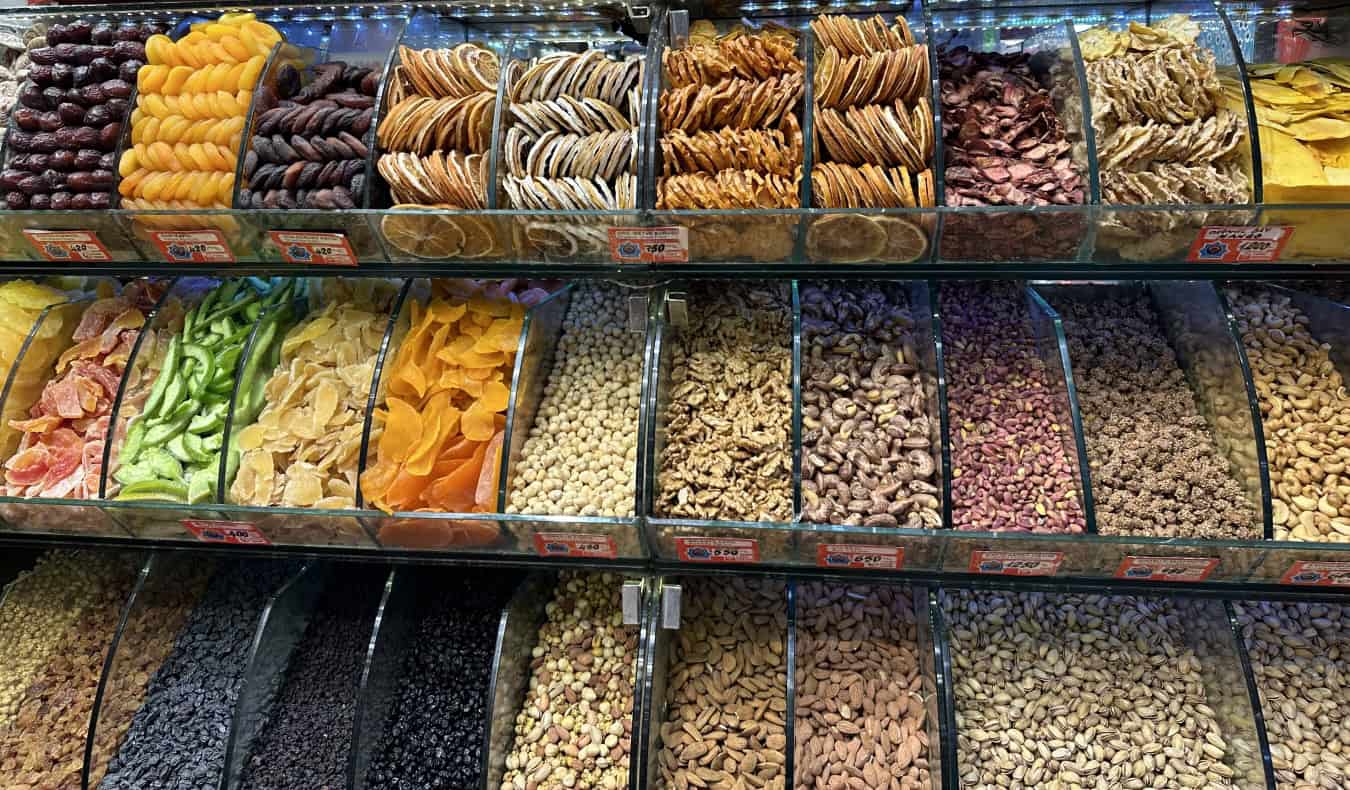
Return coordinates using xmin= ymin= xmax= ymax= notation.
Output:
xmin=150 ymin=229 xmax=235 ymax=263
xmin=609 ymin=226 xmax=689 ymax=263
xmin=1186 ymin=226 xmax=1293 ymax=263
xmin=23 ymin=229 xmax=111 ymax=262
xmin=969 ymin=550 xmax=1063 ymax=577
xmin=1281 ymin=560 xmax=1350 ymax=587
xmin=269 ymin=231 xmax=357 ymax=266
xmin=181 ymin=519 xmax=271 ymax=546
xmin=816 ymin=543 xmax=903 ymax=570
xmin=674 ymin=536 xmax=759 ymax=564
xmin=1114 ymin=556 xmax=1218 ymax=582
xmin=533 ymin=532 xmax=618 ymax=560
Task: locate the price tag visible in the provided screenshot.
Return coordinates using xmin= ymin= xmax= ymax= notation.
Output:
xmin=1114 ymin=556 xmax=1218 ymax=582
xmin=1186 ymin=226 xmax=1292 ymax=263
xmin=609 ymin=226 xmax=689 ymax=264
xmin=674 ymin=536 xmax=759 ymax=564
xmin=1280 ymin=560 xmax=1350 ymax=586
xmin=532 ymin=532 xmax=618 ymax=560
xmin=816 ymin=543 xmax=903 ymax=570
xmin=181 ymin=519 xmax=271 ymax=546
xmin=969 ymin=550 xmax=1063 ymax=577
xmin=23 ymin=229 xmax=111 ymax=262
xmin=269 ymin=231 xmax=357 ymax=266
xmin=149 ymin=229 xmax=235 ymax=264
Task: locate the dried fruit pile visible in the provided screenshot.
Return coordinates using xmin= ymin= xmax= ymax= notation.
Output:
xmin=229 ymin=281 xmax=393 ymax=509
xmin=118 ymin=13 xmax=279 ymax=212
xmin=806 ymin=14 xmax=934 ymax=263
xmin=360 ymin=284 xmax=532 ymax=546
xmin=3 ymin=280 xmax=163 ymax=501
xmin=239 ymin=60 xmax=377 ymax=210
xmin=112 ymin=279 xmax=295 ymax=504
xmin=2 ymin=17 xmax=161 ymax=210
xmin=939 ymin=46 xmax=1086 ymax=260
xmin=0 ymin=279 xmax=69 ymax=457
xmin=376 ymin=43 xmax=502 ymax=259
xmin=658 ymin=22 xmax=803 ymax=261
xmin=503 ymin=48 xmax=642 ymax=257
xmin=1082 ymin=15 xmax=1249 ymax=260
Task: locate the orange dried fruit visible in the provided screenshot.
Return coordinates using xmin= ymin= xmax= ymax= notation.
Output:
xmin=378 ymin=397 xmax=421 ymax=464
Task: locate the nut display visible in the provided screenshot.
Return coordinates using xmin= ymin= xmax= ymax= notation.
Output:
xmin=655 ymin=282 xmax=792 ymax=522
xmin=939 ymin=46 xmax=1086 ymax=261
xmin=1051 ymin=290 xmax=1260 ymax=539
xmin=799 ymin=282 xmax=941 ymax=529
xmin=656 ymin=577 xmax=788 ymax=790
xmin=506 ymin=282 xmax=642 ymax=518
xmin=941 ymin=282 xmax=1086 ymax=533
xmin=0 ymin=551 xmax=140 ymax=788
xmin=1081 ymin=15 xmax=1250 ymax=260
xmin=501 ymin=572 xmax=637 ymax=790
xmin=1 ymin=16 xmax=162 ymax=210
xmin=794 ymin=582 xmax=933 ymax=790
xmin=503 ymin=48 xmax=642 ymax=258
xmin=99 ymin=559 xmax=295 ymax=790
xmin=1235 ymin=600 xmax=1350 ymax=790
xmin=807 ymin=14 xmax=934 ymax=264
xmin=659 ymin=22 xmax=803 ymax=261
xmin=947 ymin=590 xmax=1244 ymax=789
xmin=1225 ymin=285 xmax=1350 ymax=542
xmin=119 ymin=13 xmax=281 ymax=212
xmin=238 ymin=60 xmax=377 ymax=211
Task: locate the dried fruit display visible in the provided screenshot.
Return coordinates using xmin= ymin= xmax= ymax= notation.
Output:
xmin=806 ymin=14 xmax=934 ymax=263
xmin=229 ymin=280 xmax=395 ymax=510
xmin=2 ymin=280 xmax=163 ymax=501
xmin=0 ymin=280 xmax=75 ymax=461
xmin=111 ymin=279 xmax=295 ymax=504
xmin=503 ymin=48 xmax=642 ymax=258
xmin=939 ymin=46 xmax=1087 ymax=260
xmin=238 ymin=60 xmax=378 ymax=210
xmin=376 ymin=43 xmax=503 ymax=259
xmin=118 ymin=13 xmax=279 ymax=213
xmin=1082 ymin=15 xmax=1250 ymax=260
xmin=1 ymin=17 xmax=164 ymax=210
xmin=658 ymin=21 xmax=803 ymax=261
xmin=361 ymin=282 xmax=549 ymax=546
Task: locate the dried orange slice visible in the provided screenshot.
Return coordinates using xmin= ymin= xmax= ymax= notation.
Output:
xmin=380 ymin=206 xmax=466 ymax=258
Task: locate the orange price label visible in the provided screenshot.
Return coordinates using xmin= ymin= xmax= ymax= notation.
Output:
xmin=533 ymin=532 xmax=618 ymax=560
xmin=181 ymin=519 xmax=271 ymax=546
xmin=150 ymin=229 xmax=235 ymax=263
xmin=23 ymin=229 xmax=111 ymax=262
xmin=969 ymin=550 xmax=1063 ymax=577
xmin=609 ymin=227 xmax=688 ymax=263
xmin=1281 ymin=560 xmax=1350 ymax=586
xmin=1187 ymin=226 xmax=1292 ymax=263
xmin=816 ymin=543 xmax=903 ymax=570
xmin=1114 ymin=556 xmax=1218 ymax=582
xmin=674 ymin=537 xmax=759 ymax=564
xmin=269 ymin=231 xmax=357 ymax=266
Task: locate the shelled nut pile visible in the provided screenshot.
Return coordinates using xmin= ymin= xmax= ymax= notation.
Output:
xmin=656 ymin=282 xmax=792 ymax=523
xmin=501 ymin=572 xmax=637 ymax=790
xmin=1225 ymin=285 xmax=1350 ymax=542
xmin=794 ymin=582 xmax=933 ymax=790
xmin=240 ymin=60 xmax=377 ymax=210
xmin=1235 ymin=601 xmax=1350 ymax=790
xmin=659 ymin=22 xmax=803 ymax=261
xmin=503 ymin=48 xmax=642 ymax=258
xmin=805 ymin=14 xmax=934 ymax=264
xmin=507 ymin=282 xmax=642 ymax=519
xmin=939 ymin=45 xmax=1086 ymax=260
xmin=941 ymin=282 xmax=1086 ymax=533
xmin=1052 ymin=291 xmax=1260 ymax=539
xmin=1082 ymin=15 xmax=1250 ymax=260
xmin=799 ymin=282 xmax=941 ymax=529
xmin=657 ymin=577 xmax=788 ymax=790
xmin=947 ymin=590 xmax=1243 ymax=789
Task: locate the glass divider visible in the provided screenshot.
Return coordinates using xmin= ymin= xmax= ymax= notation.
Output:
xmin=346 ymin=566 xmax=401 ymax=790
xmin=1217 ymin=3 xmax=1264 ymax=205
xmin=1061 ymin=18 xmax=1100 ymax=207
xmin=485 ymin=35 xmax=516 ymax=212
xmin=1223 ymin=600 xmax=1280 ymax=790
xmin=921 ymin=4 xmax=945 ymax=210
xmin=0 ymin=297 xmax=89 ymax=461
xmin=481 ymin=571 xmax=552 ymax=790
xmin=910 ymin=584 xmax=946 ymax=790
xmin=638 ymin=8 xmax=665 ymax=213
xmin=1213 ymin=282 xmax=1276 ymax=544
xmin=640 ymin=281 xmax=670 ymax=559
xmin=928 ymin=587 xmax=959 ymax=790
xmin=229 ymin=40 xmax=304 ymax=210
xmin=783 ymin=578 xmax=798 ymax=788
xmin=921 ymin=280 xmax=953 ymax=531
xmin=360 ymin=18 xmax=406 ymax=213
xmin=631 ymin=281 xmax=661 ymax=559
xmin=353 ymin=277 xmax=414 ymax=512
xmin=790 ymin=280 xmax=802 ymax=521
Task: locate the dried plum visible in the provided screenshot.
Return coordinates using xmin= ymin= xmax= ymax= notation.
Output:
xmin=29 ymin=193 xmax=51 ymax=210
xmin=13 ymin=108 xmax=41 ymax=132
xmin=28 ymin=47 xmax=57 ymax=65
xmin=91 ymin=21 xmax=115 ymax=45
xmin=49 ymin=192 xmax=72 ymax=210
xmin=298 ymin=62 xmax=344 ymax=103
xmin=112 ymin=40 xmax=145 ymax=62
xmin=87 ymin=57 xmax=117 ymax=83
xmin=101 ymin=79 xmax=132 ymax=99
xmin=276 ymin=63 xmax=302 ymax=99
xmin=0 ymin=170 xmax=25 ymax=190
xmin=57 ymin=102 xmax=85 ymax=125
xmin=37 ymin=112 xmax=63 ymax=132
xmin=5 ymin=192 xmax=27 ymax=209
xmin=73 ymin=149 xmax=102 ymax=170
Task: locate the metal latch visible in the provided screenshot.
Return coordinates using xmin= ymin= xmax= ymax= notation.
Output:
xmin=665 ymin=290 xmax=688 ymax=328
xmin=661 ymin=583 xmax=682 ymax=629
xmin=669 ymin=9 xmax=689 ymax=49
xmin=624 ymin=1 xmax=652 ymax=35
xmin=627 ymin=293 xmax=648 ymax=334
xmin=622 ymin=579 xmax=643 ymax=625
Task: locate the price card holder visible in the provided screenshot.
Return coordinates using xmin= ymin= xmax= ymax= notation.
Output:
xmin=149 ymin=229 xmax=236 ymax=264
xmin=673 ymin=536 xmax=759 ymax=564
xmin=23 ymin=229 xmax=112 ymax=262
xmin=1186 ymin=226 xmax=1292 ymax=263
xmin=609 ymin=227 xmax=689 ymax=263
xmin=532 ymin=532 xmax=618 ymax=560
xmin=816 ymin=543 xmax=903 ymax=570
xmin=968 ymin=550 xmax=1063 ymax=577
xmin=1280 ymin=560 xmax=1350 ymax=586
xmin=268 ymin=230 xmax=357 ymax=266
xmin=181 ymin=519 xmax=271 ymax=546
xmin=1114 ymin=556 xmax=1218 ymax=583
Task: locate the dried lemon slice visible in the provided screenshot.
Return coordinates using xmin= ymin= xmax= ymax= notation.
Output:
xmin=381 ymin=206 xmax=466 ymax=258
xmin=805 ymin=214 xmax=887 ymax=262
xmin=875 ymin=216 xmax=927 ymax=262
